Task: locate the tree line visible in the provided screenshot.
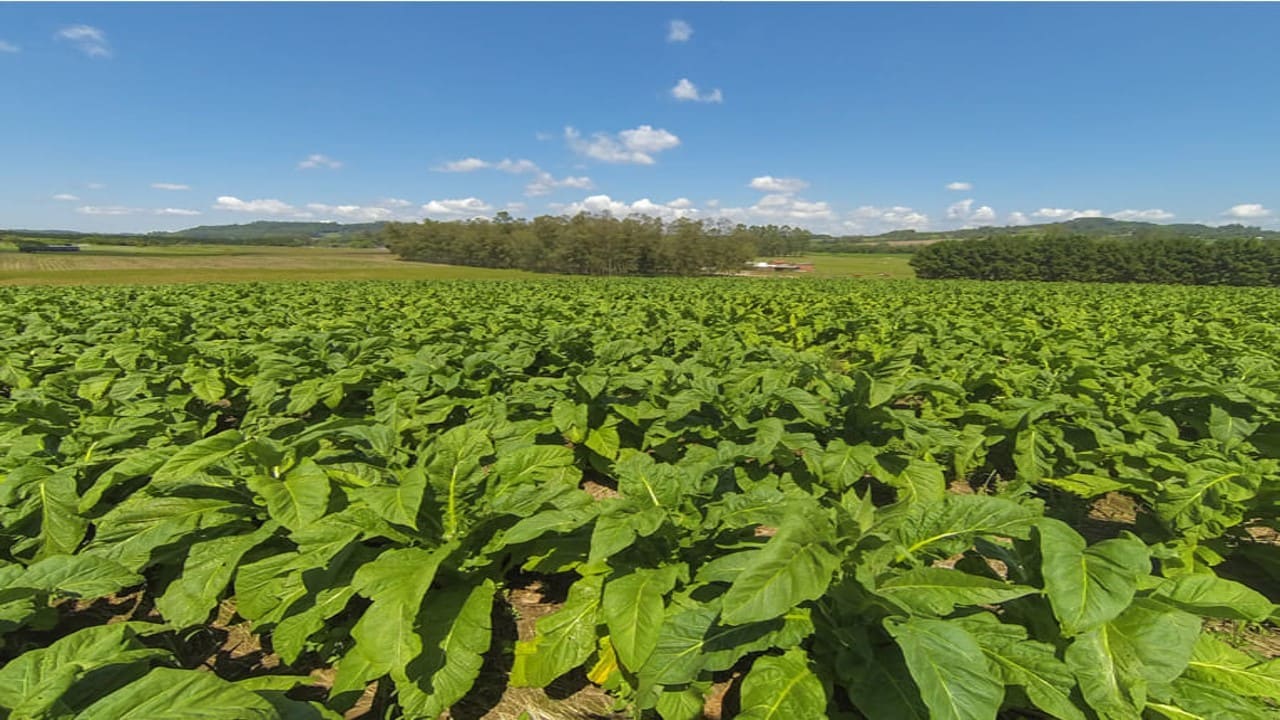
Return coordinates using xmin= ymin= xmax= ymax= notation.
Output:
xmin=910 ymin=234 xmax=1280 ymax=285
xmin=382 ymin=212 xmax=813 ymax=275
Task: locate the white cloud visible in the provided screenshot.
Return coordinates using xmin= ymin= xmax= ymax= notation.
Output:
xmin=1224 ymin=203 xmax=1272 ymax=219
xmin=720 ymin=194 xmax=836 ymax=223
xmin=553 ymin=194 xmax=701 ymax=222
xmin=76 ymin=205 xmax=138 ymax=216
xmin=494 ymin=158 xmax=539 ymax=174
xmin=565 ymin=125 xmax=680 ymax=165
xmin=847 ymin=206 xmax=930 ymax=233
xmin=1007 ymin=211 xmax=1031 ymax=226
xmin=1032 ymin=207 xmax=1103 ymax=220
xmin=1110 ymin=208 xmax=1174 ymax=221
xmin=57 ymin=25 xmax=110 ymax=58
xmin=421 ymin=197 xmax=494 ymax=216
xmin=154 ymin=208 xmax=201 ymax=216
xmin=151 ymin=182 xmax=190 ymax=191
xmin=306 ymin=203 xmax=395 ymax=221
xmin=668 ymin=20 xmax=693 ymax=43
xmin=213 ymin=196 xmax=299 ymax=216
xmin=946 ymin=181 xmax=973 ymax=191
xmin=0 ymin=40 xmax=19 ymax=53
xmin=86 ymin=182 xmax=106 ymax=190
xmin=297 ymin=153 xmax=342 ymax=170
xmin=504 ymin=202 xmax=528 ymax=213
xmin=378 ymin=197 xmax=413 ymax=208
xmin=946 ymin=198 xmax=996 ymax=226
xmin=434 ymin=157 xmax=490 ymax=173
xmin=671 ymin=78 xmax=723 ymax=104
xmin=749 ymin=176 xmax=809 ymax=194
xmin=52 ymin=193 xmax=79 ymax=201
xmin=525 ymin=172 xmax=594 ymax=197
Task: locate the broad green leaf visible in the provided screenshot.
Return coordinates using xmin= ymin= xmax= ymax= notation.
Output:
xmin=348 ymin=545 xmax=453 ymax=677
xmin=492 ymin=444 xmax=579 ymax=485
xmin=1152 ymin=573 xmax=1276 ymax=622
xmin=77 ymin=667 xmax=278 ymax=719
xmin=511 ymin=573 xmax=604 ymax=687
xmin=357 ymin=467 xmax=427 ymax=529
xmin=1169 ymin=677 xmax=1278 ymax=720
xmin=8 ymin=554 xmax=142 ymax=598
xmin=1183 ymin=633 xmax=1280 ymax=698
xmin=737 ymin=648 xmax=828 ymax=720
xmin=425 ymin=425 xmax=492 ymax=540
xmin=151 ymin=430 xmax=244 ymax=484
xmin=602 ymin=565 xmax=681 ymax=671
xmin=887 ymin=617 xmax=1003 ymax=720
xmin=721 ymin=516 xmax=838 ymax=625
xmin=155 ymin=523 xmax=277 ymax=627
xmin=641 ymin=606 xmax=813 ymax=686
xmin=955 ymin=614 xmax=1086 ymax=720
xmin=396 ymin=579 xmax=496 ymax=719
xmin=875 ymin=567 xmax=1035 ymax=616
xmin=892 ymin=495 xmax=1038 ymax=560
xmin=1064 ymin=626 xmax=1143 ymax=720
xmin=1038 ymin=519 xmax=1149 ymax=635
xmin=248 ymin=458 xmax=331 ymax=531
xmin=1208 ymin=405 xmax=1257 ymax=449
xmin=34 ymin=468 xmax=87 ymax=559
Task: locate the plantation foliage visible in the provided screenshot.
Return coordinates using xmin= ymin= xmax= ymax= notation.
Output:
xmin=1 ymin=278 xmax=1279 ymax=719
xmin=911 ymin=234 xmax=1280 ymax=285
xmin=383 ymin=213 xmax=812 ymax=275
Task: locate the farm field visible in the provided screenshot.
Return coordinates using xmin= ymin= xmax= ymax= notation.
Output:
xmin=1 ymin=278 xmax=1278 ymax=719
xmin=0 ymin=243 xmax=915 ymax=285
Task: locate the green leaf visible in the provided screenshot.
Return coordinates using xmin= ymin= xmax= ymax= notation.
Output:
xmin=511 ymin=574 xmax=604 ymax=688
xmin=8 ymin=554 xmax=142 ymax=598
xmin=1038 ymin=518 xmax=1149 ymax=635
xmin=1152 ymin=573 xmax=1276 ymax=623
xmin=887 ymin=617 xmax=1003 ymax=720
xmin=736 ymin=648 xmax=828 ymax=720
xmin=396 ymin=579 xmax=496 ymax=719
xmin=348 ymin=545 xmax=453 ymax=678
xmin=1208 ymin=405 xmax=1257 ymax=449
xmin=892 ymin=495 xmax=1038 ymax=560
xmin=721 ymin=516 xmax=838 ymax=625
xmin=1183 ymin=633 xmax=1280 ymax=699
xmin=641 ymin=606 xmax=813 ymax=685
xmin=34 ymin=468 xmax=87 ymax=559
xmin=493 ymin=444 xmax=579 ymax=485
xmin=0 ymin=623 xmax=169 ymax=717
xmin=248 ymin=458 xmax=331 ymax=531
xmin=955 ymin=614 xmax=1086 ymax=720
xmin=151 ymin=430 xmax=244 ymax=484
xmin=602 ymin=565 xmax=680 ymax=671
xmin=875 ymin=567 xmax=1035 ymax=616
xmin=1064 ymin=626 xmax=1144 ymax=720
xmin=357 ymin=467 xmax=427 ymax=529
xmin=155 ymin=523 xmax=277 ymax=627
xmin=76 ymin=667 xmax=278 ymax=719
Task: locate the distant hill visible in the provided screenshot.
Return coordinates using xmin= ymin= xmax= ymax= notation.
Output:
xmin=2 ymin=221 xmax=388 ymax=247
xmin=820 ymin=217 xmax=1280 ymax=244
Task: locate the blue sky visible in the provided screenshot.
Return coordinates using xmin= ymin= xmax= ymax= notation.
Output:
xmin=3 ymin=2 xmax=1279 ymax=234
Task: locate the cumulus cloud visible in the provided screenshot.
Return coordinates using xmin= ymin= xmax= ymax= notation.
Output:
xmin=52 ymin=193 xmax=79 ymax=201
xmin=306 ymin=203 xmax=395 ymax=221
xmin=671 ymin=78 xmax=723 ymax=103
xmin=495 ymin=158 xmax=540 ymax=174
xmin=76 ymin=205 xmax=138 ymax=216
xmin=946 ymin=198 xmax=996 ymax=225
xmin=422 ymin=197 xmax=494 ymax=216
xmin=0 ymin=40 xmax=19 ymax=53
xmin=565 ymin=125 xmax=680 ymax=165
xmin=946 ymin=181 xmax=973 ymax=191
xmin=1224 ymin=203 xmax=1272 ymax=219
xmin=749 ymin=176 xmax=809 ymax=194
xmin=297 ymin=154 xmax=342 ymax=170
xmin=552 ymin=194 xmax=701 ymax=222
xmin=1110 ymin=208 xmax=1174 ymax=221
xmin=378 ymin=198 xmax=413 ymax=208
xmin=435 ymin=157 xmax=490 ymax=173
xmin=213 ymin=196 xmax=299 ymax=216
xmin=1032 ymin=207 xmax=1103 ymax=220
xmin=525 ymin=172 xmax=594 ymax=197
xmin=720 ymin=194 xmax=835 ymax=223
xmin=668 ymin=20 xmax=693 ymax=43
xmin=1007 ymin=211 xmax=1031 ymax=226
xmin=57 ymin=25 xmax=110 ymax=58
xmin=847 ymin=205 xmax=930 ymax=233
xmin=151 ymin=182 xmax=190 ymax=191
xmin=154 ymin=208 xmax=201 ymax=216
